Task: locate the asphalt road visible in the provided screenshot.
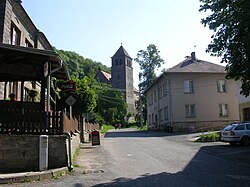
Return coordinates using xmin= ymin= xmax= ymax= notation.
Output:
xmin=13 ymin=128 xmax=250 ymax=187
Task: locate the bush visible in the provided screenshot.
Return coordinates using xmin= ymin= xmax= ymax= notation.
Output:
xmin=100 ymin=125 xmax=114 ymax=134
xmin=196 ymin=132 xmax=221 ymax=142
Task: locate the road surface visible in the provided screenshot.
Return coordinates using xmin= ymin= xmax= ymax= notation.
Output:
xmin=14 ymin=128 xmax=250 ymax=187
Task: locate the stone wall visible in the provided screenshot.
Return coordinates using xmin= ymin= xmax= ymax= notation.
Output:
xmin=0 ymin=134 xmax=71 ymax=173
xmin=172 ymin=121 xmax=235 ymax=133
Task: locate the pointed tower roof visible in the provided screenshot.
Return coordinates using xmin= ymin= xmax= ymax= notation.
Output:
xmin=112 ymin=45 xmax=132 ymax=58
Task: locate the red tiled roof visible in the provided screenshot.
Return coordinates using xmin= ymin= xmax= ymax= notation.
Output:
xmin=100 ymin=70 xmax=111 ymax=80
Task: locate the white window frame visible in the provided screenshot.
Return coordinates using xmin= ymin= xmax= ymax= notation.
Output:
xmin=219 ymin=104 xmax=228 ymax=116
xmin=184 ymin=80 xmax=194 ymax=93
xmin=217 ymin=80 xmax=226 ymax=93
xmin=185 ymin=104 xmax=196 ymax=118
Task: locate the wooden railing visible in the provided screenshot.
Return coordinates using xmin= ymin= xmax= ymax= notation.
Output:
xmin=61 ymin=112 xmax=78 ymax=133
xmin=0 ymin=101 xmax=79 ymax=135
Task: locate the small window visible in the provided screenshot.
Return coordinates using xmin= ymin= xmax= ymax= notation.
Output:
xmin=159 ymin=108 xmax=163 ymax=122
xmin=158 ymin=86 xmax=163 ymax=99
xmin=11 ymin=22 xmax=21 ymax=45
xmin=219 ymin=104 xmax=228 ymax=116
xmin=185 ymin=104 xmax=196 ymax=118
xmin=217 ymin=80 xmax=226 ymax=93
xmin=163 ymin=83 xmax=168 ymax=96
xmin=154 ymin=90 xmax=157 ymax=102
xmin=148 ymin=115 xmax=151 ymax=125
xmin=164 ymin=106 xmax=168 ymax=120
xmin=25 ymin=38 xmax=33 ymax=48
xmin=235 ymin=125 xmax=245 ymax=131
xmin=184 ymin=80 xmax=194 ymax=93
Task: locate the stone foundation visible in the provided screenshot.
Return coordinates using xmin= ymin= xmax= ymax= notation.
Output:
xmin=0 ymin=134 xmax=80 ymax=173
xmin=172 ymin=121 xmax=236 ymax=132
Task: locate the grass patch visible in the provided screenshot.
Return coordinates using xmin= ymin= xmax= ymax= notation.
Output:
xmin=72 ymin=145 xmax=80 ymax=169
xmin=195 ymin=131 xmax=221 ymax=142
xmin=101 ymin=125 xmax=115 ymax=134
xmin=138 ymin=125 xmax=148 ymax=131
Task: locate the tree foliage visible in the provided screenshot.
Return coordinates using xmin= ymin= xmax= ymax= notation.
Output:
xmin=94 ymin=84 xmax=127 ymax=124
xmin=56 ymin=76 xmax=97 ymax=115
xmin=199 ymin=0 xmax=250 ymax=96
xmin=134 ymin=44 xmax=164 ymax=125
xmin=54 ymin=48 xmax=111 ymax=79
xmin=134 ymin=44 xmax=165 ymax=93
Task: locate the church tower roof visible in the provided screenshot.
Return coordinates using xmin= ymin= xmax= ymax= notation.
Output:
xmin=112 ymin=45 xmax=131 ymax=59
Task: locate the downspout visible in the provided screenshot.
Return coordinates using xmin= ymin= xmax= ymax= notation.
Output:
xmin=64 ymin=132 xmax=73 ymax=171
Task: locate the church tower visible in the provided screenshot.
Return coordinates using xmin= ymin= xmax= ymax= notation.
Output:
xmin=111 ymin=45 xmax=135 ymax=114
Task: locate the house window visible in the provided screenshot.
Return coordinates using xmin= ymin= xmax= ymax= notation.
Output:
xmin=159 ymin=108 xmax=163 ymax=122
xmin=217 ymin=80 xmax=226 ymax=93
xmin=163 ymin=83 xmax=168 ymax=96
xmin=164 ymin=106 xmax=168 ymax=120
xmin=11 ymin=22 xmax=21 ymax=45
xmin=152 ymin=113 xmax=154 ymax=124
xmin=184 ymin=80 xmax=194 ymax=93
xmin=219 ymin=104 xmax=228 ymax=116
xmin=185 ymin=104 xmax=196 ymax=118
xmin=154 ymin=90 xmax=157 ymax=102
xmin=148 ymin=114 xmax=151 ymax=125
xmin=25 ymin=38 xmax=33 ymax=48
xmin=158 ymin=86 xmax=163 ymax=99
xmin=150 ymin=93 xmax=153 ymax=105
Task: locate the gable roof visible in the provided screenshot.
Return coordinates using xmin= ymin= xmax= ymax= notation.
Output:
xmin=144 ymin=53 xmax=226 ymax=94
xmin=167 ymin=55 xmax=226 ymax=73
xmin=112 ymin=45 xmax=132 ymax=59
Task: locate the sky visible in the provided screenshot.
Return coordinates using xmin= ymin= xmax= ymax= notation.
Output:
xmin=22 ymin=0 xmax=222 ymax=88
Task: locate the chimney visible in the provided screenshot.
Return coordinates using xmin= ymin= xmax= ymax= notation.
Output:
xmin=191 ymin=52 xmax=196 ymax=61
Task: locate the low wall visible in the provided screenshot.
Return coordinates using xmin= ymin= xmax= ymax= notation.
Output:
xmin=172 ymin=121 xmax=235 ymax=132
xmin=0 ymin=134 xmax=68 ymax=173
xmin=148 ymin=120 xmax=236 ymax=132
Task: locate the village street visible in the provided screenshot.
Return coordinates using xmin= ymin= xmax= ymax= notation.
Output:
xmin=14 ymin=128 xmax=250 ymax=187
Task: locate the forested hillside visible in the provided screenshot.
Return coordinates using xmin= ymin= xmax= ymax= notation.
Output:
xmin=54 ymin=48 xmax=111 ymax=78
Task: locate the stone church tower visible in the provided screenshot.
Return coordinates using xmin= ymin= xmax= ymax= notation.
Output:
xmin=111 ymin=45 xmax=136 ymax=114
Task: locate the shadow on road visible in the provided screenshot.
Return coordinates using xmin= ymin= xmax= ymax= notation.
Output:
xmin=91 ymin=144 xmax=250 ymax=187
xmin=104 ymin=129 xmax=187 ymax=138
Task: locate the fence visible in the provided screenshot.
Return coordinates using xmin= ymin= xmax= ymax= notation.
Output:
xmin=0 ymin=100 xmax=79 ymax=135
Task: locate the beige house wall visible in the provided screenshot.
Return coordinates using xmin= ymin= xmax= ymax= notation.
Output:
xmin=170 ymin=73 xmax=239 ymax=122
xmin=147 ymin=72 xmax=240 ymax=132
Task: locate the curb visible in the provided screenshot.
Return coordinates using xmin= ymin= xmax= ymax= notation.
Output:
xmin=0 ymin=167 xmax=68 ymax=184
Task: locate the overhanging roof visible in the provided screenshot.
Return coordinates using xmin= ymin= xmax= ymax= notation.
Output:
xmin=0 ymin=43 xmax=70 ymax=81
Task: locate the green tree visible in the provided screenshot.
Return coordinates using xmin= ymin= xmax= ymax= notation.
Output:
xmin=134 ymin=44 xmax=164 ymax=124
xmin=134 ymin=44 xmax=165 ymax=93
xmin=54 ymin=48 xmax=111 ymax=79
xmin=57 ymin=76 xmax=97 ymax=115
xmin=94 ymin=84 xmax=127 ymax=124
xmin=199 ymin=0 xmax=250 ymax=96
